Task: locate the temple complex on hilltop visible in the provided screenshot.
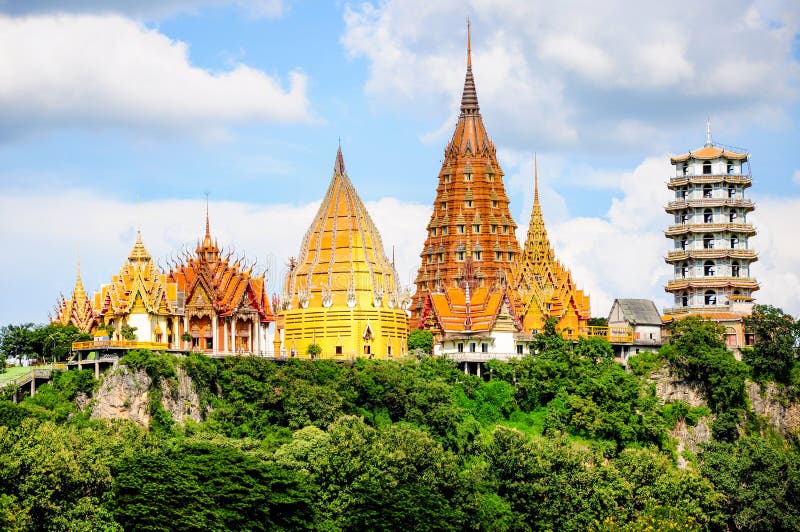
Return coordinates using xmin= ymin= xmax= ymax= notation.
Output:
xmin=663 ymin=121 xmax=758 ymax=348
xmin=414 ymin=24 xmax=591 ymax=359
xmin=512 ymin=157 xmax=591 ymax=336
xmin=53 ymin=215 xmax=274 ymax=355
xmin=167 ymin=209 xmax=274 ymax=353
xmin=273 ymin=147 xmax=409 ymax=359
xmin=411 ymin=22 xmax=520 ymax=324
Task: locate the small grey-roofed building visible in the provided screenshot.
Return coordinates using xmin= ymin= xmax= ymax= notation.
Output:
xmin=607 ymin=299 xmax=664 ymax=363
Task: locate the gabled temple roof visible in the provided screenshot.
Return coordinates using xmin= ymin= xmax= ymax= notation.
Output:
xmin=52 ymin=261 xmax=97 ymax=333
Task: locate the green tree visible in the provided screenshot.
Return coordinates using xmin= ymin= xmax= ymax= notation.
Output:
xmin=743 ymin=304 xmax=800 ymax=384
xmin=306 ymin=343 xmax=322 ymax=358
xmin=407 ymin=329 xmax=434 ymax=353
xmin=0 ymin=323 xmax=38 ymax=360
xmin=35 ymin=323 xmax=92 ymax=363
xmin=120 ymin=324 xmax=137 ymax=342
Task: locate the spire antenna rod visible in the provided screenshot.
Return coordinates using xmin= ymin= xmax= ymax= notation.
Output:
xmin=706 ymin=117 xmax=712 ymax=147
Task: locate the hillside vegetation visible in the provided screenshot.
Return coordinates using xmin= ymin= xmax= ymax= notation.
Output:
xmin=0 ymin=309 xmax=799 ymax=531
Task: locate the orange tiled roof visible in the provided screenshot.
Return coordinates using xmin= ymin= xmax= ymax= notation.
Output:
xmin=670 ymin=146 xmax=748 ymax=163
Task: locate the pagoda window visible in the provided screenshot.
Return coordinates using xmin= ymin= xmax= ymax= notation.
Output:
xmin=704 ymin=261 xmax=715 ymax=276
xmin=704 ymin=209 xmax=713 ymax=223
xmin=703 ymin=161 xmax=712 ymax=175
xmin=457 ymin=251 xmax=465 ymax=261
xmin=491 ymin=224 xmax=497 ymax=233
xmin=732 ymin=262 xmax=740 ymax=277
xmin=465 ymin=172 xmax=472 ymax=182
xmin=703 ymin=234 xmax=714 ymax=249
xmin=442 ymin=226 xmax=448 ymax=235
xmin=473 ymin=224 xmax=481 ymax=233
xmin=726 ymin=161 xmax=734 ymax=174
xmin=465 ymin=200 xmax=473 ymax=208
xmin=682 ymin=163 xmax=689 ymax=176
xmin=457 ymin=342 xmax=464 ymax=353
xmin=730 ymin=236 xmax=739 ymax=249
xmin=729 ymin=211 xmax=737 ymax=223
xmin=439 ymin=253 xmax=444 ymax=263
xmin=469 ymin=342 xmax=476 ymax=353
xmin=387 ymin=345 xmax=392 ymax=355
xmin=680 ymin=263 xmax=688 ymax=278
xmin=457 ymin=224 xmax=465 ymax=234
xmin=482 ymin=343 xmax=489 ymax=353
xmin=680 ymin=212 xmax=688 ymax=224
xmin=206 ymin=338 xmax=213 ymax=350
xmin=516 ymin=344 xmax=524 ymax=355
xmin=728 ymin=187 xmax=736 ymax=198
xmin=441 ymin=201 xmax=447 ymax=210
xmin=502 ymin=225 xmax=508 ymax=234
xmin=473 ymin=251 xmax=482 ymax=261
xmin=705 ymin=290 xmax=717 ymax=305
xmin=507 ymin=252 xmax=513 ymax=261
xmin=681 ymin=293 xmax=689 ymax=307
xmin=427 ymin=255 xmax=434 ymax=264
xmin=495 ymin=251 xmax=503 ymax=260
xmin=444 ymin=175 xmax=451 ymax=184
xmin=335 ymin=345 xmax=343 ymax=355
xmin=703 ymin=184 xmax=713 ymax=198
xmin=679 ymin=238 xmax=687 ymax=250
xmin=492 ymin=200 xmax=498 ymax=208
xmin=431 ymin=228 xmax=437 ymax=236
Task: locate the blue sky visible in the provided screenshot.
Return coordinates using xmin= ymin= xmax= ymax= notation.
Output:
xmin=1 ymin=0 xmax=799 ymax=324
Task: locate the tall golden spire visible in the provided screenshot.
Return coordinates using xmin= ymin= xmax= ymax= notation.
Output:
xmin=534 ymin=152 xmax=540 ymax=205
xmin=128 ymin=229 xmax=152 ymax=263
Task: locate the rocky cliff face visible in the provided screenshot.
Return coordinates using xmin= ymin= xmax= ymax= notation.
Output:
xmin=90 ymin=364 xmax=203 ymax=428
xmin=649 ymin=367 xmax=706 ymax=408
xmin=747 ymin=381 xmax=800 ymax=436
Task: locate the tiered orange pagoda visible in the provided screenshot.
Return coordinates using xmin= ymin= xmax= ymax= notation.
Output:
xmin=411 ymin=23 xmax=521 ymax=325
xmin=168 ymin=210 xmax=274 ymax=353
xmin=52 ymin=262 xmax=98 ymax=333
xmin=513 ymin=158 xmax=591 ymax=335
xmin=414 ymin=26 xmax=591 ymax=352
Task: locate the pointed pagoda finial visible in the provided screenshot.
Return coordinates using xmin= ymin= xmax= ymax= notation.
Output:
xmin=204 ymin=192 xmax=211 ymax=239
xmin=467 ymin=17 xmax=472 ymax=67
xmin=334 ymin=144 xmax=346 ymax=175
xmin=534 ymin=152 xmax=540 ymax=205
xmin=459 ymin=19 xmax=480 ymax=116
xmin=705 ymin=117 xmax=712 ymax=147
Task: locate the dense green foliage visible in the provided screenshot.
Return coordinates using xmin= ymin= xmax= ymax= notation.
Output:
xmin=0 ymin=323 xmax=91 ymax=362
xmin=1 ymin=314 xmax=799 ymax=530
xmin=743 ymin=304 xmax=800 ymax=384
xmin=408 ymin=329 xmax=434 ymax=353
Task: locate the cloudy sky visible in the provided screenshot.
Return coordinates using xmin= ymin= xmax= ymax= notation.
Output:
xmin=1 ymin=0 xmax=799 ymax=325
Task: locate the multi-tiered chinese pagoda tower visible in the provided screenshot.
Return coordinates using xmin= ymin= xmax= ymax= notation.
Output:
xmin=664 ymin=122 xmax=759 ymax=342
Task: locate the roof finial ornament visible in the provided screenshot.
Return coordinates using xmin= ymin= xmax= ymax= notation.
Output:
xmin=204 ymin=191 xmax=211 ymax=239
xmin=467 ymin=17 xmax=471 ymax=67
xmin=705 ymin=117 xmax=712 ymax=147
xmin=534 ymin=152 xmax=540 ymax=205
xmin=334 ymin=144 xmax=346 ymax=175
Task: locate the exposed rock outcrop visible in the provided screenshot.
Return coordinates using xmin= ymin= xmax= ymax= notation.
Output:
xmin=91 ymin=364 xmax=203 ymax=427
xmin=671 ymin=418 xmax=712 ymax=468
xmin=649 ymin=367 xmax=706 ymax=408
xmin=747 ymin=381 xmax=800 ymax=436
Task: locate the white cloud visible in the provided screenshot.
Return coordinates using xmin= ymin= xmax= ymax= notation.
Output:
xmin=0 ymin=187 xmax=428 ymax=325
xmin=0 ymin=14 xmax=312 ymax=139
xmin=342 ymin=0 xmax=800 ymax=152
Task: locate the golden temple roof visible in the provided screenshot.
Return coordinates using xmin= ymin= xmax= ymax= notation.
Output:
xmin=283 ymin=146 xmax=403 ymax=311
xmin=100 ymin=231 xmax=175 ymax=317
xmin=52 ymin=261 xmax=97 ymax=333
xmin=514 ymin=156 xmax=590 ymax=330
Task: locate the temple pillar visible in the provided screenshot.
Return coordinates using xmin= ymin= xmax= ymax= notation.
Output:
xmin=232 ymin=316 xmax=237 ymax=353
xmin=183 ymin=316 xmax=189 ymax=349
xmin=172 ymin=317 xmax=180 ymax=349
xmin=212 ymin=315 xmax=218 ymax=354
xmin=223 ymin=320 xmax=229 ymax=353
